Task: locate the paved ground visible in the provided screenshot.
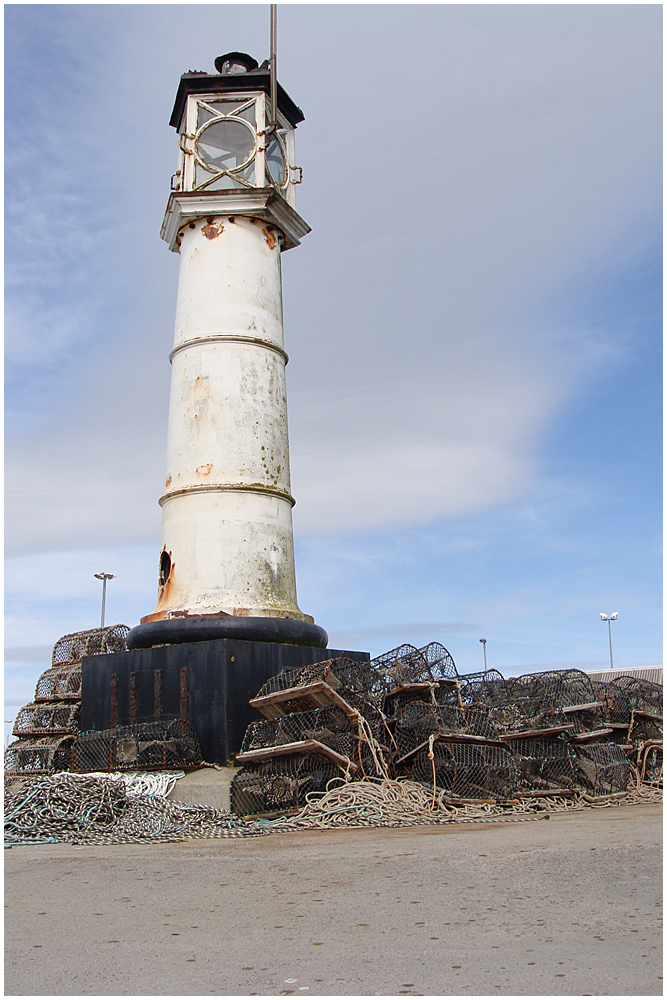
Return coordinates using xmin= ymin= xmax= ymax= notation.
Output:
xmin=4 ymin=804 xmax=662 ymax=996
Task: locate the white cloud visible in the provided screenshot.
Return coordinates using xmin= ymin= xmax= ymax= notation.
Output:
xmin=4 ymin=5 xmax=661 ymax=554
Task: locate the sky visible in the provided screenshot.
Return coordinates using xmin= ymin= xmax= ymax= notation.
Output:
xmin=4 ymin=4 xmax=662 ymax=737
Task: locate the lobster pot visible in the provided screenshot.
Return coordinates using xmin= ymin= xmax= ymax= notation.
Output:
xmin=393 ymin=700 xmax=439 ymax=759
xmin=52 ymin=624 xmax=130 ymax=666
xmin=567 ymin=708 xmax=608 ymax=736
xmin=636 ymin=743 xmax=662 ymax=785
xmin=409 ymin=743 xmax=518 ymax=802
xmin=231 ymin=753 xmax=339 ymax=819
xmin=70 ymin=721 xmax=201 ymax=773
xmin=505 ymin=736 xmax=576 ymax=792
xmin=437 ymin=704 xmax=497 ymax=740
xmin=13 ymin=701 xmax=81 ymax=737
xmin=628 ymin=714 xmax=662 ymax=753
xmin=592 ymin=680 xmax=631 ymax=725
xmin=240 ymin=706 xmax=356 ymax=758
xmin=253 ymin=657 xmax=380 ymax=712
xmin=418 ymin=642 xmax=458 ymax=681
xmin=575 ymin=744 xmax=631 ymax=796
xmin=610 ymin=677 xmax=663 ymax=718
xmin=533 ymin=669 xmax=596 ymax=709
xmin=35 ymin=665 xmax=82 ymax=702
xmin=485 ymin=698 xmax=567 ymax=736
xmin=4 ymin=735 xmax=74 ymax=776
xmin=458 ymin=670 xmax=508 ymax=707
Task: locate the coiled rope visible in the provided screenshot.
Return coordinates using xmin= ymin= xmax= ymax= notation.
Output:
xmin=4 ymin=772 xmax=268 ymax=846
xmin=268 ymin=768 xmax=662 ymax=832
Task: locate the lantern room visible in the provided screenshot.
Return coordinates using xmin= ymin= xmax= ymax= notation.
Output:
xmin=168 ymin=52 xmax=304 ymax=208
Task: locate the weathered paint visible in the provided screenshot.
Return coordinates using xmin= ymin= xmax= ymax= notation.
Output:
xmin=145 ymin=210 xmax=310 ymax=623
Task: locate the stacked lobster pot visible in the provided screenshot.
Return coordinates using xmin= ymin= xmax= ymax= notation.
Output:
xmin=231 ymin=658 xmax=389 ymax=819
xmin=230 ymin=644 xmax=661 ymax=819
xmin=377 ymin=644 xmax=519 ymax=803
xmin=5 ymin=625 xmax=130 ymax=780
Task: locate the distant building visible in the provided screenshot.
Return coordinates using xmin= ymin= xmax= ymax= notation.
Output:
xmin=587 ymin=666 xmax=662 ymax=686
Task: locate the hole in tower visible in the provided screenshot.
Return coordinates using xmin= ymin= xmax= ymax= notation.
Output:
xmin=159 ymin=550 xmax=172 ymax=587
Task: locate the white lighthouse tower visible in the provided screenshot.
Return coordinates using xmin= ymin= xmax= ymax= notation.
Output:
xmin=136 ymin=51 xmax=326 ymax=648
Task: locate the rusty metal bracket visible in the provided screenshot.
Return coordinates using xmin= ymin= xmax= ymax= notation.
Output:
xmin=180 ymin=666 xmax=189 ymax=721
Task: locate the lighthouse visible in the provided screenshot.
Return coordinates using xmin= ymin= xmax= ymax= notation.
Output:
xmin=131 ymin=51 xmax=326 ymax=649
xmin=86 ymin=48 xmax=369 ymax=764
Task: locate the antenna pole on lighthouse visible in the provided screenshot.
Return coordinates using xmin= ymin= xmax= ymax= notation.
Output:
xmin=270 ymin=4 xmax=277 ymax=125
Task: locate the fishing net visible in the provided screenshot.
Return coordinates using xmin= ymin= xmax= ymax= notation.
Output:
xmin=504 ymin=736 xmax=576 ymax=793
xmin=70 ymin=721 xmax=202 ymax=773
xmin=574 ymin=744 xmax=631 ymax=796
xmin=13 ymin=701 xmax=81 ymax=737
xmin=231 ymin=753 xmax=340 ymax=819
xmin=409 ymin=742 xmax=518 ymax=802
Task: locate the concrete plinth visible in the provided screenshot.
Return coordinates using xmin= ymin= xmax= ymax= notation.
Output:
xmin=168 ymin=767 xmax=239 ymax=812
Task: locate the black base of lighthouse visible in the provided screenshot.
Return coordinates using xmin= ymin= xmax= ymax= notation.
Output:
xmin=127 ymin=616 xmax=328 ymax=650
xmin=80 ymin=637 xmax=370 ymax=766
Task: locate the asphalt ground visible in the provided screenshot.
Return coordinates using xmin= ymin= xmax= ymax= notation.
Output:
xmin=4 ymin=803 xmax=662 ymax=997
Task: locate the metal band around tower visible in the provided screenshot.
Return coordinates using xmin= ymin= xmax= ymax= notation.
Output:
xmin=159 ymin=482 xmax=296 ymax=507
xmin=169 ymin=335 xmax=289 ymax=364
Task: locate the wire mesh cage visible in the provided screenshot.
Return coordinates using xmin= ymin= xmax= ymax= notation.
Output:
xmin=636 ymin=742 xmax=662 ymax=785
xmin=393 ymin=701 xmax=498 ymax=762
xmin=408 ymin=742 xmax=518 ymax=802
xmin=566 ymin=708 xmax=612 ymax=739
xmin=70 ymin=721 xmax=201 ymax=773
xmin=533 ymin=669 xmax=597 ymax=709
xmin=13 ymin=701 xmax=81 ymax=737
xmin=34 ymin=665 xmax=83 ymax=702
xmin=574 ymin=744 xmax=631 ymax=796
xmin=506 ymin=673 xmax=552 ymax=703
xmin=628 ymin=713 xmax=663 ymax=753
xmin=370 ymin=644 xmax=432 ymax=689
xmin=485 ymin=698 xmax=568 ymax=737
xmin=504 ymin=736 xmax=576 ymax=793
xmin=250 ymin=658 xmax=380 ymax=718
xmin=417 ymin=642 xmax=458 ymax=681
xmin=231 ymin=753 xmax=340 ymax=818
xmin=592 ymin=680 xmax=632 ymax=726
xmin=240 ymin=705 xmax=354 ymax=753
xmin=4 ymin=736 xmax=75 ymax=776
xmin=458 ymin=670 xmax=508 ymax=707
xmin=609 ymin=677 xmax=663 ymax=718
xmin=393 ymin=700 xmax=440 ymax=760
xmin=52 ymin=624 xmax=130 ymax=667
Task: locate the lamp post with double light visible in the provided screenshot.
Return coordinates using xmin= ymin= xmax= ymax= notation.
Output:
xmin=599 ymin=612 xmax=618 ymax=670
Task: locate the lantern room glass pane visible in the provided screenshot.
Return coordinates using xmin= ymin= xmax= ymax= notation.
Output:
xmin=266 ymin=136 xmax=286 ymax=187
xmin=197 ymin=119 xmax=255 ymax=172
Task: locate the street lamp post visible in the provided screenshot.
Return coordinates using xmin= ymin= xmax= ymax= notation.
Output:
xmin=599 ymin=612 xmax=618 ymax=670
xmin=94 ymin=573 xmax=116 ymax=628
xmin=479 ymin=638 xmax=487 ymax=671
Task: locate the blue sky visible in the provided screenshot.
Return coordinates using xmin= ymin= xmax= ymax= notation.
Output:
xmin=4 ymin=5 xmax=662 ymax=739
